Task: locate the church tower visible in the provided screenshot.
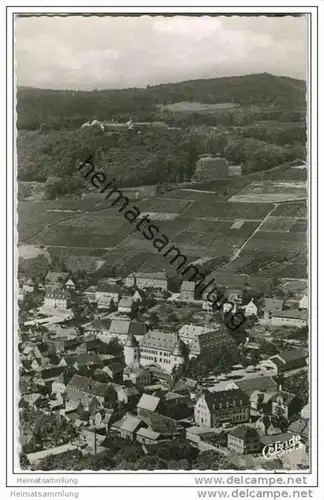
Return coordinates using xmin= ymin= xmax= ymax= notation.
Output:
xmin=124 ymin=333 xmax=140 ymax=366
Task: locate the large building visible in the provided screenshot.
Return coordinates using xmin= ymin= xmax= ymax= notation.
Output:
xmin=124 ymin=330 xmax=187 ymax=374
xmin=194 ymin=154 xmax=229 ymax=180
xmin=44 ymin=287 xmax=70 ymax=310
xmin=260 ymin=348 xmax=308 ymax=376
xmin=125 ymin=272 xmax=168 ymax=291
xmin=178 ymin=324 xmax=236 ymax=360
xmin=194 ymin=389 xmax=250 ymax=427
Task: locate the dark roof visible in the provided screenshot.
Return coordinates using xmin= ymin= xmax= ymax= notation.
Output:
xmin=203 ymin=389 xmax=249 ymax=411
xmin=236 ymin=377 xmax=277 ymax=396
xmin=96 ymin=283 xmax=121 ymax=294
xmin=67 ymin=374 xmax=110 ymax=398
xmin=271 ymin=348 xmax=307 ymax=364
xmin=260 ymin=433 xmax=300 ymax=446
xmin=229 ymin=425 xmax=259 ymax=440
xmin=128 ymin=321 xmax=147 ymax=337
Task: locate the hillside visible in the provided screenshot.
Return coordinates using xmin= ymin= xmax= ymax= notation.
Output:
xmin=17 ymin=73 xmax=306 ymax=130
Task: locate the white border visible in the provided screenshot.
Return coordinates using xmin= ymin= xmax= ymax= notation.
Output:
xmin=4 ymin=1 xmax=321 ymax=494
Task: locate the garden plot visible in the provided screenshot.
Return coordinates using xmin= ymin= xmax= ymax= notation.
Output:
xmin=229 ymin=181 xmax=306 ymax=203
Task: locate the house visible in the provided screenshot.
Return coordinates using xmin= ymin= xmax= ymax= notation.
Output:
xmin=288 ymin=418 xmax=309 ymax=442
xmin=137 ymin=394 xmax=165 ymax=418
xmin=123 ymin=363 xmax=152 ymax=388
xmin=299 ymin=294 xmax=308 ymax=311
xmin=22 ymin=277 xmax=34 ymax=293
xmin=223 ymin=289 xmax=243 ymax=314
xmin=95 ymin=282 xmax=121 ymax=308
xmin=263 ymin=298 xmax=284 ymax=320
xmin=125 ymin=272 xmax=168 ymax=290
xmin=84 ymin=285 xmax=97 ymax=303
xmin=51 ymin=373 xmax=70 ymax=396
xmin=118 ymin=296 xmax=133 ymax=314
xmin=227 ymin=426 xmax=260 ymax=454
xmin=65 ymin=279 xmax=76 ymax=290
xmin=260 ymin=348 xmax=308 ymax=376
xmin=265 ymin=309 xmax=308 ymax=328
xmin=44 ymin=287 xmax=70 ymax=310
xmin=66 ymin=374 xmax=116 ymax=407
xmin=242 ymin=299 xmax=257 ymax=317
xmin=255 ymin=415 xmax=287 ymax=436
xmin=269 ymin=391 xmax=303 ymax=420
xmin=132 ymin=289 xmax=147 ymax=304
xmin=110 ymin=414 xmax=146 ymax=441
xmin=106 ymin=317 xmax=147 ymax=344
xmin=194 ymin=389 xmax=250 ymax=427
xmin=250 ymin=390 xmax=276 ymax=412
xmin=178 ymin=324 xmax=236 ymax=361
xmin=83 ymin=318 xmax=111 ymax=336
xmin=180 ymin=281 xmax=196 ymax=301
xmin=139 ymin=331 xmax=187 ymax=374
xmin=301 ymin=404 xmax=309 ymax=420
xmin=234 ymin=376 xmax=277 ymax=397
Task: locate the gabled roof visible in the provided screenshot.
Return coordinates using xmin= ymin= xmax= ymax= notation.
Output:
xmin=132 ymin=272 xmax=168 ymax=281
xmin=269 ymin=390 xmax=298 ymax=405
xmin=288 ymin=418 xmax=308 ymax=435
xmin=137 ymin=394 xmax=161 ymax=412
xmin=236 ymin=377 xmax=277 ymax=396
xmin=141 ymin=330 xmax=185 ymax=353
xmin=109 ymin=317 xmax=131 ymax=335
xmin=84 ymin=318 xmax=111 ymax=332
xmin=96 ymin=283 xmax=121 ymax=294
xmin=45 ymin=272 xmax=69 ymax=283
xmin=67 ymin=374 xmax=110 ymax=398
xmin=229 ymin=425 xmax=259 ymax=440
xmin=181 ymin=281 xmax=196 ymax=292
xmin=202 ymin=389 xmax=249 ymax=411
xmin=118 ymin=297 xmax=133 ymax=308
xmin=264 ymin=298 xmax=284 ymax=311
xmin=270 ymin=348 xmax=307 ymax=365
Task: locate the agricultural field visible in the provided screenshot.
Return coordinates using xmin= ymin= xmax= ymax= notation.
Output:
xmin=259 ymin=216 xmax=298 ymax=232
xmin=136 ymin=197 xmax=191 ymax=213
xmin=229 ymin=181 xmax=307 ymax=203
xmin=272 ymin=201 xmax=307 ymax=218
xmin=165 ymin=178 xmax=250 ymax=201
xmin=182 ymin=200 xmax=274 ymax=220
xmin=158 ymin=101 xmax=239 ymax=113
xmin=34 ymin=225 xmax=132 ymax=248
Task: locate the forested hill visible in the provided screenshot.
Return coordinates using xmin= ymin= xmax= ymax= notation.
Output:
xmin=17 ymin=73 xmax=306 ymax=130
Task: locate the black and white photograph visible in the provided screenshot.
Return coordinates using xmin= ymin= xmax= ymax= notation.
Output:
xmin=10 ymin=8 xmax=315 ymax=481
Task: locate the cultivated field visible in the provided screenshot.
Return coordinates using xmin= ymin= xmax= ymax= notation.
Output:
xmin=229 ymin=181 xmax=307 ymax=203
xmin=158 ymin=101 xmax=239 ymax=113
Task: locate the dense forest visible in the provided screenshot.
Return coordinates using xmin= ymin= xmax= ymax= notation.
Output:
xmin=17 ymin=73 xmax=307 ymax=197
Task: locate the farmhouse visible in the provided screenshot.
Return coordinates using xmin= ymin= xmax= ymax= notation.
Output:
xmin=242 ymin=299 xmax=258 ymax=317
xmin=260 ymin=348 xmax=308 ymax=376
xmin=125 ymin=272 xmax=168 ymax=291
xmin=194 ymin=389 xmax=250 ymax=428
xmin=178 ymin=323 xmax=236 ymax=360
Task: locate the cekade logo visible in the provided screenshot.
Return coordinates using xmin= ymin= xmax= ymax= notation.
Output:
xmin=262 ymin=434 xmax=304 ymax=459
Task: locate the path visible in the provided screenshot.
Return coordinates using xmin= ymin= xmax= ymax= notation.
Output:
xmin=229 ymin=203 xmax=279 ymax=262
